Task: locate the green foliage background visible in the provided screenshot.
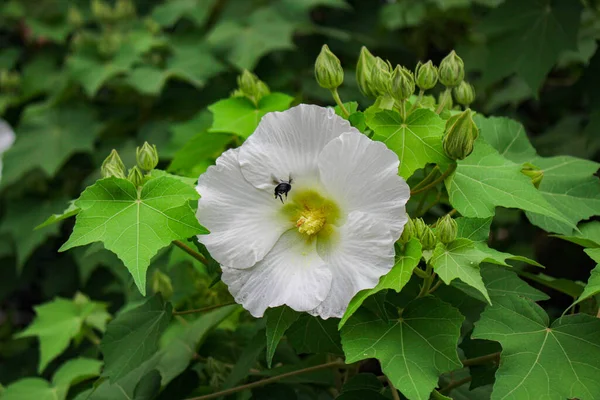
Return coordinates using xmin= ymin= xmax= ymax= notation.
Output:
xmin=0 ymin=0 xmax=599 ymax=399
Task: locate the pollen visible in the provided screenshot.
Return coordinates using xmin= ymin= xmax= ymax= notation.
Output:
xmin=296 ymin=209 xmax=327 ymax=236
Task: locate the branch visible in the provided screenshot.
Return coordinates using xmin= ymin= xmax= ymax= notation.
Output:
xmin=462 ymin=351 xmax=500 ymax=367
xmin=184 ymin=361 xmax=346 ymax=400
xmin=386 ymin=376 xmax=401 ymax=400
xmin=173 ymin=302 xmax=237 ymax=316
xmin=439 ymin=376 xmax=472 ymax=394
xmin=411 ymin=163 xmax=456 ymax=196
xmin=173 ymin=240 xmax=209 ymax=266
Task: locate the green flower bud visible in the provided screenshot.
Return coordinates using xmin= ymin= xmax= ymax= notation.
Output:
xmin=356 ymin=46 xmax=378 ymax=98
xmin=67 ymin=6 xmax=84 ymax=27
xmin=390 ymin=65 xmax=415 ymax=102
xmin=151 ymin=270 xmax=173 ymax=300
xmin=435 ymin=215 xmax=458 ymax=244
xmin=438 ymin=50 xmax=464 ymax=87
xmin=144 ymin=17 xmax=161 ymax=35
xmin=91 ymin=0 xmax=113 ymax=21
xmin=521 ymin=162 xmax=544 ymax=188
xmin=136 ymin=142 xmax=159 ymax=171
xmin=256 ymin=80 xmax=270 ymax=99
xmin=399 ymin=218 xmax=416 ymax=245
xmin=420 ymin=226 xmax=437 ymax=250
xmin=236 ymin=70 xmax=270 ymax=104
xmin=98 ymin=32 xmax=122 ymax=58
xmin=371 ymin=57 xmax=393 ymax=96
xmin=415 ymin=60 xmax=438 ymax=90
xmin=443 ymin=109 xmax=478 ymax=160
xmin=0 ymin=70 xmax=21 ymax=92
xmin=439 ymin=91 xmax=453 ymax=111
xmin=453 ymin=81 xmax=476 ymax=106
xmin=128 ymin=166 xmax=145 ymax=187
xmin=101 ymin=149 xmax=126 ymax=179
xmin=413 ymin=218 xmax=427 ymax=240
xmin=315 ymin=44 xmax=344 ymax=90
xmin=115 ymin=0 xmax=136 ymax=19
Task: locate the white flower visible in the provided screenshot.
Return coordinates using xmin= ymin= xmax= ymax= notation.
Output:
xmin=196 ymin=104 xmax=410 ymax=319
xmin=0 ymin=119 xmax=16 ymax=181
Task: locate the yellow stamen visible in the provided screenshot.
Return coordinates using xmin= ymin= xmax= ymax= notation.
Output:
xmin=296 ymin=209 xmax=327 ymax=236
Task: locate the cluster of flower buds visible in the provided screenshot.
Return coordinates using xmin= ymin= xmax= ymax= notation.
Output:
xmin=399 ymin=214 xmax=458 ymax=249
xmin=0 ymin=70 xmax=21 ymax=93
xmin=92 ymin=0 xmax=136 ymax=23
xmin=233 ymin=70 xmax=270 ymax=106
xmin=100 ymin=141 xmax=159 ymax=187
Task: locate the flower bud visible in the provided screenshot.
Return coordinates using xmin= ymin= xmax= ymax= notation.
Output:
xmin=356 ymin=46 xmax=378 ymax=98
xmin=136 ymin=142 xmax=159 ymax=171
xmin=420 ymin=226 xmax=437 ymax=250
xmin=521 ymin=162 xmax=544 ymax=188
xmin=390 ymin=65 xmax=415 ymax=102
xmin=371 ymin=57 xmax=393 ymax=96
xmin=256 ymin=80 xmax=270 ymax=99
xmin=115 ymin=0 xmax=136 ymax=19
xmin=435 ymin=215 xmax=457 ymax=244
xmin=67 ymin=6 xmax=85 ymax=27
xmin=438 ymin=50 xmax=464 ymax=87
xmin=399 ymin=218 xmax=416 ymax=245
xmin=128 ymin=166 xmax=145 ymax=187
xmin=151 ymin=270 xmax=173 ymax=300
xmin=0 ymin=70 xmax=21 ymax=92
xmin=315 ymin=44 xmax=343 ymax=90
xmin=236 ymin=70 xmax=270 ymax=104
xmin=91 ymin=0 xmax=113 ymax=21
xmin=101 ymin=149 xmax=126 ymax=179
xmin=453 ymin=81 xmax=475 ymax=106
xmin=415 ymin=61 xmax=438 ymax=90
xmin=443 ymin=109 xmax=478 ymax=160
xmin=439 ymin=91 xmax=453 ymax=111
xmin=413 ymin=218 xmax=427 ymax=240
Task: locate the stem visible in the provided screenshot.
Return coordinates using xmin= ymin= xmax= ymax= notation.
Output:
xmin=413 ymin=267 xmax=429 ymax=279
xmin=408 ymin=89 xmax=424 ymax=114
xmin=431 ymin=389 xmax=449 ymax=400
xmin=411 ymin=163 xmax=456 ymax=196
xmin=462 ymin=351 xmax=500 ymax=367
xmin=173 ymin=240 xmax=209 ymax=266
xmin=412 ymin=166 xmax=440 ymax=191
xmin=418 ymin=263 xmax=434 ymax=297
xmin=184 ymin=361 xmax=346 ymax=400
xmin=331 ymin=88 xmax=350 ymax=118
xmin=386 ymin=376 xmax=401 ymax=400
xmin=173 ymin=302 xmax=237 ymax=316
xmin=435 ymin=88 xmax=451 ymax=114
xmin=439 ymin=376 xmax=472 ymax=394
xmin=427 ymin=279 xmax=444 ymax=294
xmin=416 ymin=191 xmax=442 ymax=218
xmin=85 ymin=330 xmax=101 ymax=346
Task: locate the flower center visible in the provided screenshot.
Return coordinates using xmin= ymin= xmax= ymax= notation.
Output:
xmin=280 ymin=189 xmax=341 ymax=238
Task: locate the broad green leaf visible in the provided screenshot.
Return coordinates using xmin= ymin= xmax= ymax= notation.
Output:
xmin=555 ymin=221 xmax=600 ymax=248
xmin=221 ymin=329 xmax=266 ymax=390
xmin=518 ymin=270 xmax=584 ymax=299
xmin=474 ymin=116 xmax=536 ymax=164
xmin=59 ymin=176 xmax=207 ymax=294
xmin=366 ymin=108 xmax=451 ymax=179
xmin=209 ymin=93 xmax=294 ymax=138
xmin=207 ymin=7 xmax=296 ymax=70
xmin=480 ymin=0 xmax=582 ymax=92
xmin=0 ymin=197 xmax=67 ymax=269
xmin=287 ymin=315 xmax=343 ymax=355
xmin=35 ymin=200 xmax=79 ymax=230
xmin=51 ymin=357 xmax=103 ymax=388
xmin=431 ymin=239 xmax=491 ymax=303
xmin=455 ymin=217 xmax=492 ymax=242
xmin=265 ymin=306 xmax=300 ymax=367
xmin=337 ymin=373 xmax=388 ymax=400
xmin=525 ymin=156 xmax=600 ymax=234
xmin=166 ymin=41 xmax=225 ymax=88
xmin=16 ymin=294 xmax=109 ymax=372
xmin=0 ymin=103 xmax=100 ymax=187
xmin=473 ymin=294 xmax=600 ymax=399
xmin=168 ymin=131 xmax=233 ymax=177
xmin=1 ymin=379 xmax=57 ymax=400
xmin=341 ymin=296 xmax=463 ymax=400
xmin=380 ymin=1 xmax=427 ymax=30
xmin=126 ymin=66 xmax=167 ymax=95
xmin=339 ymin=238 xmax=422 ymax=328
xmin=445 ymin=139 xmax=574 ymax=230
xmin=151 ymin=0 xmax=217 ymax=26
xmin=101 ymin=295 xmax=172 ymax=382
xmin=572 ymin=248 xmax=600 ymax=307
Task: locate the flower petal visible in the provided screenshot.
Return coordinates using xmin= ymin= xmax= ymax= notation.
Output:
xmin=221 ymin=230 xmax=333 ymax=317
xmin=311 ymin=211 xmax=395 ymax=319
xmin=318 ymin=131 xmax=410 ymax=238
xmin=0 ymin=119 xmax=15 ymax=154
xmin=238 ymin=104 xmax=356 ymax=190
xmin=196 ymin=148 xmax=289 ymax=269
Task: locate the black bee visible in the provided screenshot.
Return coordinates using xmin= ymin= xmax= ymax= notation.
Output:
xmin=273 ymin=176 xmax=293 ymax=203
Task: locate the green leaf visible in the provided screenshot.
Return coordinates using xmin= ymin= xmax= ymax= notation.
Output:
xmin=151 ymin=0 xmax=217 ymax=27
xmin=168 ymin=131 xmax=233 ymax=177
xmin=572 ymin=248 xmax=600 ymax=307
xmin=221 ymin=329 xmax=266 ymax=390
xmin=16 ymin=294 xmax=109 ymax=372
xmin=474 ymin=115 xmax=536 ymax=164
xmin=473 ymin=294 xmax=600 ymax=399
xmin=339 ymin=238 xmax=422 ymax=328
xmin=207 ymin=7 xmax=296 ymax=70
xmin=0 ymin=103 xmax=101 ymax=187
xmin=208 ymin=93 xmax=294 ymax=138
xmin=51 ymin=357 xmax=103 ymax=388
xmin=366 ymin=109 xmax=451 ymax=179
xmin=337 ymin=373 xmax=388 ymax=400
xmin=431 ymin=239 xmax=491 ymax=303
xmin=445 ymin=139 xmax=574 ymax=230
xmin=1 ymin=379 xmax=58 ymax=400
xmin=35 ymin=200 xmax=79 ymax=230
xmin=126 ymin=66 xmax=167 ymax=95
xmin=101 ymin=295 xmax=172 ymax=382
xmin=287 ymin=315 xmax=343 ymax=355
xmin=555 ymin=221 xmax=600 ymax=248
xmin=480 ymin=0 xmax=582 ymax=92
xmin=265 ymin=306 xmax=300 ymax=368
xmin=482 ymin=265 xmax=549 ymax=301
xmin=341 ymin=296 xmax=463 ymax=400
xmin=455 ymin=217 xmax=492 ymax=242
xmin=166 ymin=41 xmax=225 ymax=88
xmin=59 ymin=176 xmax=207 ymax=294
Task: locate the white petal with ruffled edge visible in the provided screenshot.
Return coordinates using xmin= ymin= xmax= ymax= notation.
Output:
xmin=221 ymin=230 xmax=333 ymax=317
xmin=0 ymin=119 xmax=15 ymax=154
xmin=318 ymin=131 xmax=410 ymax=239
xmin=238 ymin=104 xmax=357 ymax=190
xmin=196 ymin=148 xmax=290 ymax=269
xmin=310 ymin=211 xmax=396 ymax=319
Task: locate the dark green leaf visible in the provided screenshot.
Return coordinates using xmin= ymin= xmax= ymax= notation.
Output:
xmin=287 ymin=315 xmax=342 ymax=355
xmin=265 ymin=306 xmax=300 ymax=368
